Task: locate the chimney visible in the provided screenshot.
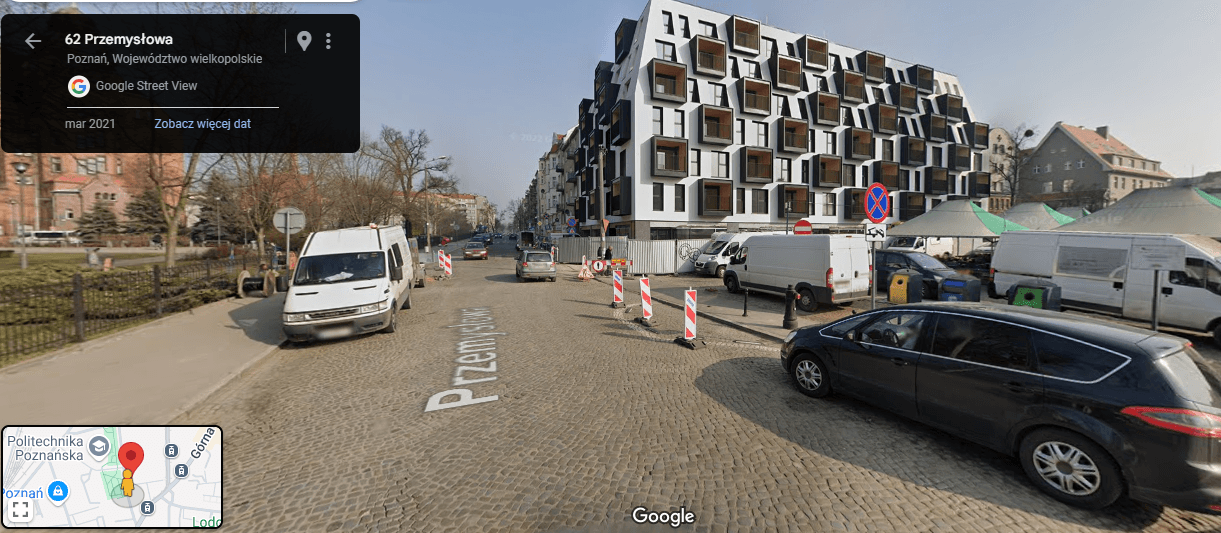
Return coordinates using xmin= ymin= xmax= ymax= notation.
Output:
xmin=1095 ymin=126 xmax=1109 ymax=140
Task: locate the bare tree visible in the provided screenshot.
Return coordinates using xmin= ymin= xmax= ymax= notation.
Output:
xmin=363 ymin=127 xmax=450 ymax=226
xmin=134 ymin=152 xmax=226 ymax=267
xmin=216 ymin=152 xmax=299 ymax=257
xmin=996 ymin=124 xmax=1041 ymax=204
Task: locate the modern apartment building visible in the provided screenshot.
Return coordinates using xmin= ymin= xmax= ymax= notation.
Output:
xmin=1023 ymin=123 xmax=1173 ymax=212
xmin=565 ymin=0 xmax=990 ymax=239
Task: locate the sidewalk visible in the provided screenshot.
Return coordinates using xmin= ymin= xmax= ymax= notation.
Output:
xmin=0 ymin=294 xmax=286 ymax=428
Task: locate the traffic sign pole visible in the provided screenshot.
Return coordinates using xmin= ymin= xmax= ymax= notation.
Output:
xmin=863 ymin=185 xmax=889 ymax=310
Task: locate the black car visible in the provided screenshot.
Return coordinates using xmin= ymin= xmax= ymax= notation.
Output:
xmin=780 ymin=301 xmax=1221 ymax=514
xmin=875 ymin=249 xmax=959 ymax=299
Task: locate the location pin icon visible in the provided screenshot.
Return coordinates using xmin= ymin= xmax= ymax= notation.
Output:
xmin=297 ymin=31 xmax=312 ymax=51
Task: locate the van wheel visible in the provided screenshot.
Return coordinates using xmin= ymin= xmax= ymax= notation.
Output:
xmin=382 ymin=306 xmax=398 ymax=334
xmin=797 ymin=288 xmax=816 ymax=312
xmin=1019 ymin=428 xmax=1123 ymax=509
xmin=987 ymin=282 xmax=998 ymax=299
xmin=714 ymin=265 xmax=726 ymax=278
xmin=724 ymin=274 xmax=741 ymax=293
xmin=790 ymin=352 xmax=831 ymax=398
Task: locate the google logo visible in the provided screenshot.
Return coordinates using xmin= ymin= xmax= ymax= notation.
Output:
xmin=68 ymin=76 xmax=90 ymax=98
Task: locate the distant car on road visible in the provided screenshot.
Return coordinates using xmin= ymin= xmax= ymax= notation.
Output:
xmin=782 ymin=301 xmax=1221 ymax=514
xmin=463 ymin=242 xmax=488 ymax=260
xmin=516 ymin=250 xmax=556 ymax=282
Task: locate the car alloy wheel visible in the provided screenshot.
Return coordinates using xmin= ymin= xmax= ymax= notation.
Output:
xmin=715 ymin=265 xmax=726 ymax=278
xmin=1019 ymin=428 xmax=1123 ymax=509
xmin=1031 ymin=441 xmax=1100 ymax=497
xmin=790 ymin=353 xmax=830 ymax=398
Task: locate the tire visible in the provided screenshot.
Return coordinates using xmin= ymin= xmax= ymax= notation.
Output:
xmin=920 ymin=281 xmax=933 ymax=300
xmin=417 ymin=276 xmax=426 ymax=288
xmin=724 ymin=274 xmax=741 ymax=294
xmin=382 ymin=306 xmax=397 ymax=334
xmin=550 ymin=277 xmax=557 ymax=282
xmin=797 ymin=288 xmax=816 ymax=312
xmin=714 ymin=265 xmax=726 ymax=278
xmin=790 ymin=352 xmax=831 ymax=398
xmin=987 ymin=282 xmax=998 ymax=299
xmin=1018 ymin=428 xmax=1124 ymax=510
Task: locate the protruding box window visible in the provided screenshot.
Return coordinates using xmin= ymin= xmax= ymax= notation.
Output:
xmin=778 ymin=118 xmax=808 ymax=154
xmin=949 ymin=144 xmax=971 ymax=171
xmin=817 ymin=155 xmax=844 ymax=187
xmin=740 ymin=147 xmax=774 ymax=184
xmin=772 ymin=54 xmax=803 ymax=92
xmin=698 ymin=178 xmax=733 ymax=216
xmin=936 ymin=93 xmax=963 ymax=122
xmin=965 ymin=122 xmax=989 ymax=149
xmin=872 ymin=161 xmax=900 ymax=189
xmin=649 ymin=59 xmax=688 ymax=104
xmin=858 ymin=51 xmax=885 ymax=83
xmin=652 ymin=136 xmax=689 ymax=178
xmin=699 ymin=104 xmax=734 ymax=145
xmin=927 ymin=167 xmax=949 ymax=194
xmin=835 ymin=70 xmax=866 ymax=104
xmin=844 ymin=188 xmax=868 ymax=220
xmin=778 ymin=185 xmax=810 ymax=216
xmin=845 ymin=128 xmax=873 ymax=161
xmin=899 ymin=192 xmax=926 ymax=220
xmin=922 ymin=114 xmax=947 ymax=142
xmin=968 ymin=172 xmax=990 ymax=197
xmin=908 ymin=65 xmax=934 ymax=94
xmin=615 ymin=19 xmax=637 ymax=64
xmin=691 ymin=35 xmax=727 ymax=77
xmin=870 ymin=103 xmax=898 ymax=135
xmin=609 ymin=100 xmax=632 ymax=146
xmin=729 ymin=16 xmax=760 ymax=55
xmin=811 ymin=92 xmax=840 ymax=127
xmin=890 ymin=83 xmax=919 ymax=113
xmin=738 ymin=78 xmax=771 ymax=116
xmin=799 ymin=36 xmax=828 ymax=70
xmin=901 ymin=136 xmax=926 ymax=167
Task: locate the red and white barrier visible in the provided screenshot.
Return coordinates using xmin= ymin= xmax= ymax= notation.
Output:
xmin=683 ymin=288 xmax=697 ymax=340
xmin=640 ymin=277 xmax=653 ymax=321
xmin=611 ymin=270 xmax=624 ymax=308
xmin=442 ymin=252 xmax=453 ymax=276
xmin=577 ymin=255 xmax=593 ymax=280
xmin=592 ymin=260 xmax=605 ymax=273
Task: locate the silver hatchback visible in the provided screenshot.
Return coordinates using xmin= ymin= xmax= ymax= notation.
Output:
xmin=516 ymin=250 xmax=556 ymax=282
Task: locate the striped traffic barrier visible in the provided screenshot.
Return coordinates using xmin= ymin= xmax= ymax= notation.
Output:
xmin=610 ymin=270 xmax=624 ymax=308
xmin=674 ymin=287 xmax=705 ymax=350
xmin=635 ymin=277 xmax=655 ymax=327
xmin=443 ymin=252 xmax=453 ymax=277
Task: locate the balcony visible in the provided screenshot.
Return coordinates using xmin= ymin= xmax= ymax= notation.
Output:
xmin=927 ymin=167 xmax=950 ymax=195
xmin=615 ymin=19 xmax=637 ymax=64
xmin=778 ymin=118 xmax=808 ymax=154
xmin=844 ymin=188 xmax=868 ymax=220
xmin=922 ymin=113 xmax=948 ymax=142
xmin=596 ymin=83 xmax=619 ymax=124
xmin=949 ymin=144 xmax=971 ymax=171
xmin=730 ymin=16 xmax=761 ymax=55
xmin=898 ymin=192 xmax=926 ymax=221
xmin=835 ymin=70 xmax=866 ymax=104
xmin=811 ymin=92 xmax=840 ymax=126
xmin=777 ymin=185 xmax=811 ymax=216
xmin=936 ymin=93 xmax=963 ymax=122
xmin=799 ymin=36 xmax=829 ymax=70
xmin=772 ymin=55 xmax=803 ymax=92
xmin=698 ymin=178 xmax=733 ymax=216
xmin=890 ymin=83 xmax=919 ymax=114
xmin=965 ymin=122 xmax=989 ymax=149
xmin=691 ymin=35 xmax=727 ymax=77
xmin=740 ymin=146 xmax=774 ymax=184
xmin=609 ymin=100 xmax=632 ymax=146
xmin=699 ymin=104 xmax=734 ymax=145
xmin=738 ymin=78 xmax=771 ymax=116
xmin=858 ymin=51 xmax=886 ymax=83
xmin=651 ymin=136 xmax=688 ymax=178
xmin=900 ymin=136 xmax=926 ymax=167
xmin=968 ymin=172 xmax=990 ymax=197
xmin=649 ymin=59 xmax=687 ymax=104
xmin=844 ymin=128 xmax=874 ymax=161
xmin=870 ymin=103 xmax=899 ymax=135
xmin=908 ymin=64 xmax=934 ymax=94
xmin=872 ymin=161 xmax=900 ymax=189
xmin=612 ymin=178 xmax=632 ymax=216
xmin=816 ymin=155 xmax=846 ymax=187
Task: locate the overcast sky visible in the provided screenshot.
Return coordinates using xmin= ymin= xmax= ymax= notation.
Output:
xmin=84 ymin=0 xmax=1221 ymax=212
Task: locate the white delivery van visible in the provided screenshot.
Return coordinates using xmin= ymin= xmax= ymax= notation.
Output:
xmin=724 ymin=234 xmax=872 ymax=311
xmin=693 ymin=231 xmax=783 ymax=278
xmin=882 ymin=236 xmax=985 ymax=259
xmin=992 ymin=231 xmax=1221 ymax=343
xmin=282 ymin=224 xmax=415 ymax=343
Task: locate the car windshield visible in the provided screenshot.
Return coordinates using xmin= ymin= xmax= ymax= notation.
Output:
xmin=702 ymin=241 xmax=728 ymax=255
xmin=908 ymin=253 xmax=950 ymax=270
xmin=890 ymin=237 xmax=919 ymax=248
xmin=293 ymin=252 xmax=386 ymax=286
xmin=526 ymin=253 xmax=552 ymax=262
xmin=466 ymin=243 xmax=484 ymax=249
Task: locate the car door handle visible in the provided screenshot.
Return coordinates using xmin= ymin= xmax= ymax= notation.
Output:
xmin=891 ymin=357 xmax=909 ymax=366
xmin=1113 ymin=281 xmax=1124 ymax=289
xmin=1005 ymin=381 xmax=1027 ymax=393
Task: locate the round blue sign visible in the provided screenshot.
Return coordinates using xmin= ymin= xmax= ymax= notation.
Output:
xmin=567 ymin=217 xmax=577 ymax=227
xmin=48 ymin=480 xmax=69 ymax=503
xmin=865 ymin=183 xmax=890 ymax=223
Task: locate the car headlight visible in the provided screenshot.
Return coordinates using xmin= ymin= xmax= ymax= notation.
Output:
xmin=783 ymin=331 xmax=798 ymax=344
xmin=283 ymin=313 xmax=307 ymax=323
xmin=360 ymin=299 xmax=390 ymax=314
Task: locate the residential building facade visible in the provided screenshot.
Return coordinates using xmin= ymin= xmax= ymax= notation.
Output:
xmin=564 ymin=0 xmax=990 ymax=239
xmin=1023 ymin=123 xmax=1173 ymax=212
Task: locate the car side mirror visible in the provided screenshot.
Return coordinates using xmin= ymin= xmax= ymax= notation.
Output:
xmin=844 ymin=330 xmax=859 ymax=343
xmin=390 ymin=266 xmax=404 ymax=281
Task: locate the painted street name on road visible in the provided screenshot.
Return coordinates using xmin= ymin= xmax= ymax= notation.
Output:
xmin=424 ymin=307 xmax=503 ymax=412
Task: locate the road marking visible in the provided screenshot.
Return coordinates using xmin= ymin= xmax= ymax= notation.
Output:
xmin=425 ymin=307 xmax=502 ymax=412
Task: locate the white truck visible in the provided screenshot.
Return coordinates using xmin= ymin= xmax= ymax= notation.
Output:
xmin=992 ymin=231 xmax=1221 ymax=343
xmin=724 ymin=234 xmax=872 ymax=311
xmin=282 ymin=225 xmax=415 ymax=343
xmin=693 ymin=231 xmax=783 ymax=278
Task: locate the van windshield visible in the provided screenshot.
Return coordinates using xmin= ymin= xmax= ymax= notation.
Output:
xmin=702 ymin=241 xmax=728 ymax=255
xmin=889 ymin=237 xmax=919 ymax=248
xmin=293 ymin=252 xmax=386 ymax=285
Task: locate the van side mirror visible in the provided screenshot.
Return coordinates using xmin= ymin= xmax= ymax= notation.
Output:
xmin=390 ymin=266 xmax=404 ymax=281
xmin=730 ymin=255 xmax=742 ymax=265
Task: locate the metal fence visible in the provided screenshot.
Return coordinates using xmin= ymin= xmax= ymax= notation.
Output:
xmin=0 ymin=255 xmax=273 ymax=365
xmin=555 ymin=237 xmax=711 ymax=275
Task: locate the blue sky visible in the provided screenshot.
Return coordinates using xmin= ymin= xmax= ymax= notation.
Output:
xmin=93 ymin=0 xmax=1221 ymax=211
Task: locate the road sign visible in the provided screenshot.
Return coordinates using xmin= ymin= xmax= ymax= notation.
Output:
xmin=568 ymin=217 xmax=577 ymax=227
xmin=1131 ymin=245 xmax=1186 ymax=271
xmin=865 ymin=184 xmax=889 ymax=223
xmin=273 ymin=207 xmax=306 ymax=235
xmin=865 ymin=223 xmax=888 ymax=243
xmin=793 ymin=219 xmax=813 ymax=235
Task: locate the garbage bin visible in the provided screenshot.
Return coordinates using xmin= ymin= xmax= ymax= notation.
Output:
xmin=888 ymin=269 xmax=923 ymax=304
xmin=939 ymin=275 xmax=981 ymax=302
xmin=1007 ymin=279 xmax=1062 ymax=311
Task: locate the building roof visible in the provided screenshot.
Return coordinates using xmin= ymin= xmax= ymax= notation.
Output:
xmin=1056 ymin=124 xmax=1174 ymax=179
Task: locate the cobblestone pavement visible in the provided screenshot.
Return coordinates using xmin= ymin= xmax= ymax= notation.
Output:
xmin=166 ymin=240 xmax=1221 ymax=532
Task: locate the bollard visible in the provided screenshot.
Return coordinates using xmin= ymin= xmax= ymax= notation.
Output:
xmin=610 ymin=270 xmax=625 ymax=308
xmin=783 ymin=285 xmax=798 ymax=330
xmin=635 ymin=277 xmax=655 ymax=328
xmin=742 ymin=288 xmax=749 ymax=317
xmin=674 ymin=287 xmax=705 ymax=350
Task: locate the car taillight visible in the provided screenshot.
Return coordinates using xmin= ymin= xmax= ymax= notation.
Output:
xmin=522 ymin=262 xmax=529 ymax=267
xmin=989 ymin=267 xmax=995 ymax=277
xmin=549 ymin=263 xmax=554 ymax=267
xmin=1122 ymin=406 xmax=1221 ymax=438
xmin=826 ymin=268 xmax=833 ymax=286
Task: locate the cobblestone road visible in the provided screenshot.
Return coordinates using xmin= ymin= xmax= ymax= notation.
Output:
xmin=171 ymin=240 xmax=1221 ymax=532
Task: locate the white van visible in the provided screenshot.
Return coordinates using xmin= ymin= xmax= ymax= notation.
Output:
xmin=693 ymin=231 xmax=783 ymax=278
xmin=22 ymin=231 xmax=82 ymax=246
xmin=282 ymin=225 xmax=415 ymax=343
xmin=883 ymin=236 xmax=985 ymax=259
xmin=724 ymin=234 xmax=872 ymax=311
xmin=992 ymin=231 xmax=1221 ymax=343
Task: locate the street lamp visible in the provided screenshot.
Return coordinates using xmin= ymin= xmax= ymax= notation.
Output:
xmin=785 ymin=199 xmax=793 ymax=235
xmin=10 ymin=161 xmax=29 ymax=270
xmin=214 ymin=197 xmax=222 ymax=250
xmin=423 ymin=155 xmax=450 ymax=255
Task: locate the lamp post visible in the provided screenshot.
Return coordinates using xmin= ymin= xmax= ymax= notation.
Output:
xmin=785 ymin=199 xmax=793 ymax=234
xmin=422 ymin=155 xmax=450 ymax=255
xmin=10 ymin=162 xmax=30 ymax=270
xmin=214 ymin=196 xmax=221 ymax=250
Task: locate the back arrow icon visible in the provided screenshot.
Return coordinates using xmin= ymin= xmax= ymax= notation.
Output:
xmin=25 ymin=34 xmax=40 ymax=49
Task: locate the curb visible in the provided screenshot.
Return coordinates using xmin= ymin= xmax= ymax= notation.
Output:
xmin=163 ymin=339 xmax=285 ymax=424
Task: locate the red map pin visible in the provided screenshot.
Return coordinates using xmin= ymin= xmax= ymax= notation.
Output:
xmin=118 ymin=442 xmax=144 ymax=473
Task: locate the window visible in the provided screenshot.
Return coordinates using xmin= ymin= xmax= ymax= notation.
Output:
xmin=761 ymin=38 xmax=775 ymax=58
xmin=653 ymin=183 xmax=665 ymax=211
xmin=755 ymin=122 xmax=767 ymax=147
xmin=744 ymin=61 xmax=760 ymax=78
xmin=823 ymin=193 xmax=837 ymax=216
xmin=1063 ymin=179 xmax=1074 ymax=192
xmin=688 ymin=79 xmax=699 ymax=102
xmin=779 ymin=158 xmax=791 ymax=182
xmin=700 ymin=21 xmax=716 ymax=38
xmin=973 ymin=153 xmax=982 ymax=171
xmin=1042 ymin=182 xmax=1053 ymax=193
xmin=77 ymin=159 xmax=88 ymax=174
xmin=656 ymin=41 xmax=676 ymax=61
xmin=689 ymin=148 xmax=701 ymax=175
xmin=801 ymin=160 xmax=810 ymax=184
xmin=94 ymin=192 xmax=101 ymax=200
xmin=931 ymin=315 xmax=1032 ymax=370
xmin=1077 ymin=159 xmax=1086 ymax=169
xmin=1169 ymin=258 xmax=1221 ymax=296
xmin=50 ymin=157 xmax=62 ymax=173
xmin=736 ymin=188 xmax=746 ymax=214
xmin=751 ymin=189 xmax=767 ymax=214
xmin=662 ymin=11 xmax=673 ymax=34
xmin=931 ymin=147 xmax=943 ymax=167
xmin=674 ymin=183 xmax=686 ymax=212
xmin=620 ymin=150 xmax=627 ymax=178
xmin=825 ymin=131 xmax=836 ymax=155
xmin=1121 ymin=177 xmax=1127 ymax=189
xmin=713 ymin=151 xmax=729 ymax=178
xmin=775 ymin=95 xmax=785 ymax=116
xmin=1033 ymin=165 xmax=1041 ymax=175
xmin=653 ymin=107 xmax=663 ymax=135
xmin=1044 ymin=163 xmax=1051 ymax=173
xmin=882 ymin=139 xmax=894 ymax=162
xmin=821 ymin=313 xmax=873 ymax=337
xmin=1064 ymin=161 xmax=1072 ymax=171
xmin=1032 ymin=332 xmax=1127 ymax=382
xmin=674 ymin=110 xmax=685 ymax=137
xmin=679 ymin=15 xmax=690 ymax=38
xmin=843 ymin=164 xmax=855 ymax=187
xmin=1112 ymin=176 xmax=1118 ymax=188
xmin=736 ymin=119 xmax=746 ymax=144
xmin=712 ymin=83 xmax=726 ymax=106
xmin=116 ymin=159 xmax=123 ymax=175
xmin=860 ymin=312 xmax=929 ymax=350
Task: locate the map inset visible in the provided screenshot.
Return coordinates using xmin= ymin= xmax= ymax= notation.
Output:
xmin=2 ymin=426 xmax=222 ymax=528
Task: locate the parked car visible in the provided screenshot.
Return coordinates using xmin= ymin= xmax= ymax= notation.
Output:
xmin=463 ymin=242 xmax=488 ymax=260
xmin=875 ymin=249 xmax=960 ymax=300
xmin=992 ymin=231 xmax=1221 ymax=344
xmin=781 ymin=301 xmax=1221 ymax=513
xmin=509 ymin=233 xmax=518 ymax=241
xmin=516 ymin=250 xmax=556 ymax=282
xmin=19 ymin=230 xmax=82 ymax=246
xmin=724 ymin=234 xmax=871 ymax=311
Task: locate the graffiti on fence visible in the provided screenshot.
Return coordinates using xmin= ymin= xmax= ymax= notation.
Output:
xmin=677 ymin=242 xmax=701 ymax=263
